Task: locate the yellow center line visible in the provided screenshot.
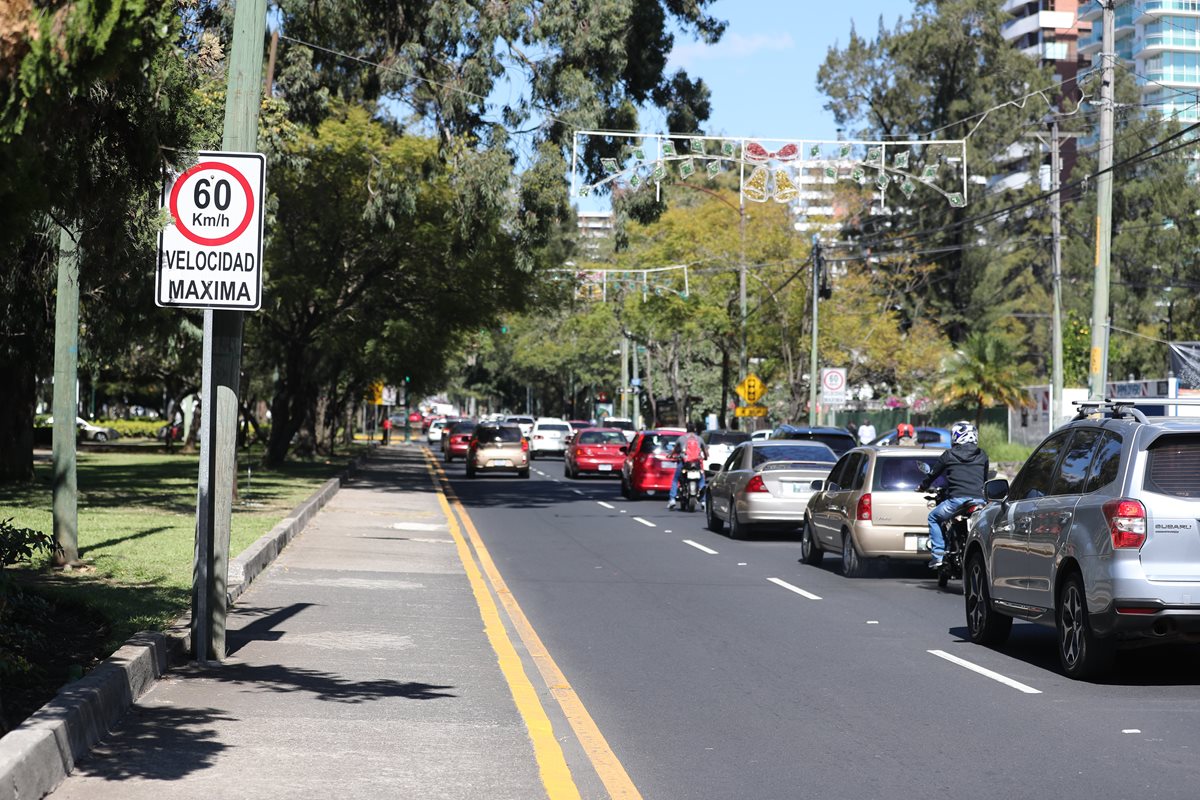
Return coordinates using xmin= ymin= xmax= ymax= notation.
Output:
xmin=427 ymin=450 xmax=643 ymax=800
xmin=421 ymin=450 xmax=581 ymax=800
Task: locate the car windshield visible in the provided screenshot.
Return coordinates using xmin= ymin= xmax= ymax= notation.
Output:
xmin=707 ymin=431 xmax=751 ymax=446
xmin=450 ymin=422 xmax=477 ymax=435
xmin=578 ymin=430 xmax=626 ymax=445
xmin=538 ymin=423 xmax=570 ymax=432
xmin=750 ymin=444 xmax=836 ymax=468
xmin=476 ymin=426 xmax=522 ymax=443
xmin=607 ymin=420 xmax=635 ymax=431
xmin=874 ymin=455 xmax=942 ymax=491
xmin=569 ymin=421 xmax=591 ymax=429
xmin=638 ymin=433 xmax=681 ymax=454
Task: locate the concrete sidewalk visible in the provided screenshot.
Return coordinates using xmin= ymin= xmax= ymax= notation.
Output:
xmin=46 ymin=447 xmax=551 ymax=799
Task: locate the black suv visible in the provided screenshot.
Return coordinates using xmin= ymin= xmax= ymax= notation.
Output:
xmin=769 ymin=425 xmax=857 ymax=457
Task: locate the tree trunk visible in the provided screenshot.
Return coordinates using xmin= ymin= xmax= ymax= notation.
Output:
xmin=0 ymin=357 xmax=37 ymax=482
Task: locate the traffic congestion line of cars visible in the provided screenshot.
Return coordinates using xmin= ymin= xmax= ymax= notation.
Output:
xmin=441 ymin=410 xmax=1200 ymax=682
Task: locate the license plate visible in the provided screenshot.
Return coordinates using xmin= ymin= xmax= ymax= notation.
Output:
xmin=788 ymin=482 xmax=806 ymax=494
xmin=686 ymin=470 xmax=702 ymax=480
xmin=493 ymin=459 xmax=512 ymax=467
xmin=598 ymin=464 xmax=613 ymax=472
xmin=904 ymin=534 xmax=930 ymax=552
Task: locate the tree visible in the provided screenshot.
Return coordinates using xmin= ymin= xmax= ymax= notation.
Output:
xmin=933 ymin=332 xmax=1033 ymax=424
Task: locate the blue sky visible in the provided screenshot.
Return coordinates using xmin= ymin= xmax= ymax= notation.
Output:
xmin=658 ymin=0 xmax=912 ymax=141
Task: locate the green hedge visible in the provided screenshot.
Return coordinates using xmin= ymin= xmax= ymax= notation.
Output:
xmin=98 ymin=419 xmax=161 ymax=439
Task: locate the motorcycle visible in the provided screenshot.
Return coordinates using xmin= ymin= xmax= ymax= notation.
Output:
xmin=680 ymin=459 xmax=704 ymax=512
xmin=921 ymin=484 xmax=985 ymax=588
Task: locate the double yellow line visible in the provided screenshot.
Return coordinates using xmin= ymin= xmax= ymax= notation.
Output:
xmin=423 ymin=450 xmax=641 ymax=800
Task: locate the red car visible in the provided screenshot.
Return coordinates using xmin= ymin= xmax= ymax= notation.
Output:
xmin=564 ymin=428 xmax=627 ymax=479
xmin=620 ymin=428 xmax=685 ymax=499
xmin=443 ymin=420 xmax=476 ymax=462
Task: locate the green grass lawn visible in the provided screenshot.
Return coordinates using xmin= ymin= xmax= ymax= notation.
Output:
xmin=0 ymin=446 xmax=362 ymax=652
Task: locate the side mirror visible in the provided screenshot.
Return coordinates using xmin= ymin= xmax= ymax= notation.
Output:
xmin=984 ymin=478 xmax=1009 ymax=502
xmin=916 ymin=461 xmax=931 ymax=474
xmin=619 ymin=446 xmax=628 ymax=454
xmin=810 ymin=479 xmax=824 ymax=491
xmin=826 ymin=482 xmax=841 ymax=492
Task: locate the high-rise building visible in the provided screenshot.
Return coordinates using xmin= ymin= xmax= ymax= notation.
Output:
xmin=1080 ymin=0 xmax=1200 ymax=123
xmin=997 ymin=1 xmax=1093 ymax=193
xmin=576 ymin=211 xmax=615 ymax=259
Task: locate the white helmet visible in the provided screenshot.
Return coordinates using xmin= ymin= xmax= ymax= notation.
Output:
xmin=951 ymin=420 xmax=978 ymax=446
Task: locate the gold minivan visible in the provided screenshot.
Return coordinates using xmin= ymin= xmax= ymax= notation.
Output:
xmin=801 ymin=446 xmax=942 ymax=577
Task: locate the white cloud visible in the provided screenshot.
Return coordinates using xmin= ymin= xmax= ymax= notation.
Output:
xmin=670 ymin=32 xmax=796 ymax=70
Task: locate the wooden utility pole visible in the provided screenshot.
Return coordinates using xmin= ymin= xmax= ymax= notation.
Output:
xmin=193 ymin=0 xmax=267 ymax=663
xmin=1089 ymin=1 xmax=1116 ymax=400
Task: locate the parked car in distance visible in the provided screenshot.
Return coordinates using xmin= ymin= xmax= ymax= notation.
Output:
xmin=770 ymin=424 xmax=857 ymax=456
xmin=46 ymin=416 xmax=120 ymax=442
xmin=705 ymin=441 xmax=838 ymax=539
xmin=504 ymin=415 xmax=535 ymax=438
xmin=963 ymin=401 xmax=1200 ymax=679
xmin=465 ymin=423 xmax=529 ymax=478
xmin=604 ymin=417 xmax=637 ymax=442
xmin=564 ymin=428 xmax=627 ymax=478
xmin=530 ymin=418 xmax=572 ymax=458
xmin=443 ymin=420 xmax=477 ymax=462
xmin=870 ymin=426 xmax=952 ymax=448
xmin=620 ymin=428 xmax=686 ymax=499
xmin=750 ymin=429 xmax=772 ymax=441
xmin=700 ymin=429 xmax=751 ymax=473
xmin=802 ymin=446 xmax=945 ymax=577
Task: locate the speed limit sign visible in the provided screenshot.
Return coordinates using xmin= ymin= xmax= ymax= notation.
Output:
xmin=156 ymin=151 xmax=265 ymax=310
xmin=821 ymin=368 xmax=847 ymax=405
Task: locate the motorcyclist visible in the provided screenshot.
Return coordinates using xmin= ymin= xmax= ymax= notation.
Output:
xmin=667 ymin=422 xmax=708 ymax=510
xmin=916 ymin=421 xmax=988 ymax=569
xmin=894 ymin=422 xmax=917 ymax=446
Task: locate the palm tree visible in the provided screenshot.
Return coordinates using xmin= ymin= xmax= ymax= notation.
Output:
xmin=933 ymin=332 xmax=1034 ymax=425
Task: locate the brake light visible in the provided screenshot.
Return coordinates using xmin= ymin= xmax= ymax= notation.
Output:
xmin=745 ymin=475 xmax=768 ymax=493
xmin=1103 ymin=498 xmax=1146 ymax=549
xmin=521 ymin=438 xmax=529 ymax=452
xmin=857 ymin=493 xmax=872 ymax=521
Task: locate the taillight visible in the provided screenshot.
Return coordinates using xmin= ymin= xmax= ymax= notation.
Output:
xmin=857 ymin=493 xmax=872 ymax=521
xmin=745 ymin=475 xmax=768 ymax=493
xmin=521 ymin=438 xmax=529 ymax=452
xmin=1103 ymin=498 xmax=1146 ymax=549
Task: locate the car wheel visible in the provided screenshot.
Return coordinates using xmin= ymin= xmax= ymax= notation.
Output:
xmin=705 ymin=491 xmax=724 ymax=533
xmin=841 ymin=529 xmax=869 ymax=578
xmin=799 ymin=520 xmax=824 ymax=566
xmin=94 ymin=431 xmax=107 ymax=442
xmin=620 ymin=477 xmax=630 ymax=499
xmin=965 ymin=552 xmax=1012 ymax=646
xmin=445 ymin=453 xmax=453 ymax=463
xmin=729 ymin=506 xmax=746 ymax=540
xmin=465 ymin=465 xmax=476 ymax=479
xmin=518 ymin=468 xmax=530 ymax=479
xmin=1057 ymin=572 xmax=1114 ymax=680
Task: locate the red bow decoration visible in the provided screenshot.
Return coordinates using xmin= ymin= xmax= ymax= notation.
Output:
xmin=744 ymin=142 xmax=799 ymax=162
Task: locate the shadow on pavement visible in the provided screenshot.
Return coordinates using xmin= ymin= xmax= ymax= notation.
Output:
xmin=226 ymin=603 xmax=316 ymax=656
xmin=187 ymin=662 xmax=458 ymax=703
xmin=73 ymin=705 xmax=234 ymax=782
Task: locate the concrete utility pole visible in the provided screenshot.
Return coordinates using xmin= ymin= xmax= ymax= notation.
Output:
xmin=1089 ymin=1 xmax=1116 ymax=400
xmin=193 ymin=0 xmax=267 ymax=663
xmin=739 ymin=198 xmax=748 ymax=383
xmin=620 ymin=335 xmax=629 ymax=418
xmin=1050 ymin=117 xmax=1065 ymax=429
xmin=52 ymin=223 xmax=80 ymax=566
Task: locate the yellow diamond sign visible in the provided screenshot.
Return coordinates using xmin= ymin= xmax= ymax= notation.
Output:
xmin=736 ymin=374 xmax=766 ymax=404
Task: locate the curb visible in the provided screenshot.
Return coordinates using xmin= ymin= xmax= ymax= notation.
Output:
xmin=0 ymin=453 xmax=366 ymax=800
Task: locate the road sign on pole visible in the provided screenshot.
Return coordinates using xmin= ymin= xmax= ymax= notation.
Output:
xmin=734 ymin=404 xmax=768 ymax=418
xmin=157 ymin=151 xmax=266 ymax=310
xmin=821 ymin=368 xmax=847 ymax=406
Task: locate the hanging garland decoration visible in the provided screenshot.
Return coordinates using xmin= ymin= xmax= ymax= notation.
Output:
xmin=574 ymin=135 xmax=968 ymax=209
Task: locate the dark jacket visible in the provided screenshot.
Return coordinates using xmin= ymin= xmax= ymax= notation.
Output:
xmin=920 ymin=443 xmax=988 ymax=499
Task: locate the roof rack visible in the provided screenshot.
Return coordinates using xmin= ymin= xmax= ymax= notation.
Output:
xmin=1070 ymin=399 xmax=1151 ymax=424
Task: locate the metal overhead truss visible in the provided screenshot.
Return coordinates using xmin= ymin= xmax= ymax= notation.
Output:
xmin=549 ymin=264 xmax=691 ymax=302
xmin=571 ymin=130 xmax=971 ymax=210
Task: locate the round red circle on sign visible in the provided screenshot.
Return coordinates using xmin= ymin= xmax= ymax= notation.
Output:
xmin=169 ymin=161 xmax=255 ymax=247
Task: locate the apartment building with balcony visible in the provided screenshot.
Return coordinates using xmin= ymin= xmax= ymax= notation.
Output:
xmin=996 ymin=1 xmax=1092 ymax=193
xmin=1080 ymin=0 xmax=1200 ymax=122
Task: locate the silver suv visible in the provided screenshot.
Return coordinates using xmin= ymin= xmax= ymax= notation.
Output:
xmin=964 ymin=401 xmax=1200 ymax=679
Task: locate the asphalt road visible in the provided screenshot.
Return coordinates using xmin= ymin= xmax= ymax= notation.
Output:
xmin=446 ymin=455 xmax=1200 ymax=800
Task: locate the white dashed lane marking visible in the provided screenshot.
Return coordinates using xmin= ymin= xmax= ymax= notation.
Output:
xmin=683 ymin=540 xmax=718 ymax=555
xmin=633 ymin=517 xmax=656 ymax=528
xmin=597 ymin=501 xmax=615 ymax=510
xmin=767 ymin=577 xmax=822 ymax=600
xmin=927 ymin=649 xmax=1041 ymax=694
